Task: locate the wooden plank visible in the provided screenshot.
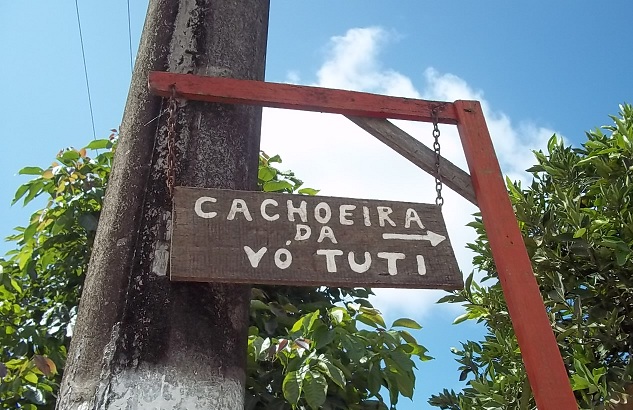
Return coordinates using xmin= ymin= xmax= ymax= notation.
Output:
xmin=148 ymin=71 xmax=459 ymax=124
xmin=346 ymin=116 xmax=477 ymax=205
xmin=454 ymin=100 xmax=577 ymax=410
xmin=171 ymin=186 xmax=462 ymax=289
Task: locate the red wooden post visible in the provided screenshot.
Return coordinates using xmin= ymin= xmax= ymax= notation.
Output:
xmin=454 ymin=100 xmax=577 ymax=410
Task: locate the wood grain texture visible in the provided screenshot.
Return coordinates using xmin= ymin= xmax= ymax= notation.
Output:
xmin=455 ymin=100 xmax=577 ymax=410
xmin=171 ymin=187 xmax=462 ymax=289
xmin=346 ymin=116 xmax=477 ymax=205
xmin=148 ymin=71 xmax=459 ymax=124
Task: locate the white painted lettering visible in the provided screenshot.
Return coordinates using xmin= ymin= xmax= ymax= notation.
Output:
xmin=243 ymin=246 xmax=267 ymax=268
xmin=274 ymin=248 xmax=292 ymax=269
xmin=377 ymin=252 xmax=405 ymax=275
xmin=287 ymin=200 xmax=308 ymax=222
xmin=417 ymin=255 xmax=427 ymax=275
xmin=194 ymin=197 xmax=217 ymax=219
xmin=295 ymin=224 xmax=312 ymax=240
xmin=227 ymin=199 xmax=253 ymax=221
xmin=377 ymin=206 xmax=396 ymax=227
xmin=261 ymin=199 xmax=279 ymax=221
xmin=404 ymin=208 xmax=425 ymax=229
xmin=314 ymin=202 xmax=332 ymax=224
xmin=348 ymin=251 xmax=371 ymax=273
xmin=317 ymin=226 xmax=338 ymax=244
xmin=339 ymin=204 xmax=356 ymax=226
xmin=382 ymin=231 xmax=446 ymax=246
xmin=362 ymin=206 xmax=371 ymax=227
xmin=316 ymin=249 xmax=343 ymax=272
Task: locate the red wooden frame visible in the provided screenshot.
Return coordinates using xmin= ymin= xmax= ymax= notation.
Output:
xmin=149 ymin=71 xmax=578 ymax=410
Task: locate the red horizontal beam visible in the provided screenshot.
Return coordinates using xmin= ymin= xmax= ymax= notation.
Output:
xmin=148 ymin=71 xmax=458 ymax=124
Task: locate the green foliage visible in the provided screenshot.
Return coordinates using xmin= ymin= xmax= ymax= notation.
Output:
xmin=0 ymin=133 xmax=116 ymax=408
xmin=248 ymin=152 xmax=426 ymax=409
xmin=258 ymin=151 xmax=320 ymax=196
xmin=1 ymin=142 xmax=426 ymax=409
xmin=430 ymin=104 xmax=633 ymax=410
xmin=246 ymin=291 xmax=430 ymax=409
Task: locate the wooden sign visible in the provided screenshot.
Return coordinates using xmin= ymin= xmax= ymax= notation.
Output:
xmin=171 ymin=186 xmax=462 ymax=289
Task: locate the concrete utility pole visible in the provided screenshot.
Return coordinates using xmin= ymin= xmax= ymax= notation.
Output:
xmin=57 ymin=1 xmax=269 ymax=409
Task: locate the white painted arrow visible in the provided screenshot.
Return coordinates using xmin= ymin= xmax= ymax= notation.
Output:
xmin=382 ymin=231 xmax=446 ymax=247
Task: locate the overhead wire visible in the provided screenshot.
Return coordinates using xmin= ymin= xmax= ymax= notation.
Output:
xmin=74 ymin=0 xmax=97 ymax=141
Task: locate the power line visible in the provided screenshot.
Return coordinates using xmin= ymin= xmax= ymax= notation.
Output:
xmin=127 ymin=0 xmax=133 ymax=73
xmin=74 ymin=0 xmax=97 ymax=141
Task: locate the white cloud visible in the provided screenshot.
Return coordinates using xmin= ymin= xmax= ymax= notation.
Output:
xmin=317 ymin=27 xmax=420 ymax=98
xmin=261 ymin=27 xmax=559 ymax=320
xmin=285 ymin=70 xmax=301 ymax=84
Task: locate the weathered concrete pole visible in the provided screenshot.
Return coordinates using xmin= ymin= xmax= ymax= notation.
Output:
xmin=57 ymin=1 xmax=269 ymax=408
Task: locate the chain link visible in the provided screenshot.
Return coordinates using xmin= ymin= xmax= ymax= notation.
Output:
xmin=166 ymin=86 xmax=178 ymax=198
xmin=432 ymin=106 xmax=444 ymax=208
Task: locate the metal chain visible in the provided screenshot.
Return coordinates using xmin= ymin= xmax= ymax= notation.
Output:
xmin=432 ymin=106 xmax=444 ymax=208
xmin=166 ymin=87 xmax=178 ymax=198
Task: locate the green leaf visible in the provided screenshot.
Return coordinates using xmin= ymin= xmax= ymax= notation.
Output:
xmin=506 ymin=176 xmax=521 ymax=198
xmin=399 ymin=330 xmax=416 ymax=345
xmin=330 ymin=308 xmax=345 ymax=325
xmin=573 ymin=227 xmax=586 ymax=238
xmin=23 ymin=371 xmax=39 ymax=384
xmin=303 ymin=371 xmax=328 ymax=410
xmin=298 ymin=188 xmax=320 ymax=196
xmin=305 ymin=311 xmax=319 ymax=332
xmin=393 ymin=369 xmax=415 ymax=399
xmin=367 ymin=362 xmax=382 ymax=396
xmin=268 ymin=154 xmax=282 ymax=164
xmin=525 ymin=164 xmax=545 ymax=173
xmin=10 ymin=278 xmax=22 ymax=294
xmin=23 ymin=181 xmax=44 ymax=206
xmin=547 ymin=134 xmax=559 ymax=154
xmin=11 ymin=183 xmax=30 ymax=205
xmin=357 ymin=313 xmax=382 ymax=328
xmin=282 ymin=370 xmax=303 ymax=405
xmin=60 ymin=150 xmax=81 ymax=162
xmin=453 ymin=313 xmax=469 ymax=325
xmin=616 ymin=250 xmax=629 ymax=266
xmin=250 ymin=299 xmax=269 ymax=311
xmin=312 ymin=326 xmax=335 ymax=348
xmin=263 ymin=180 xmax=294 ymax=192
xmin=85 ymin=139 xmax=113 ymax=150
xmin=570 ymin=374 xmax=591 ymax=391
xmin=22 ymin=221 xmax=38 ymax=244
xmin=18 ymin=166 xmax=44 ymax=175
xmin=290 ymin=316 xmax=306 ymax=334
xmin=359 ymin=308 xmax=385 ymax=327
xmin=317 ymin=358 xmax=346 ymax=389
xmin=436 ymin=293 xmax=466 ymax=304
xmin=258 ymin=166 xmax=277 ymax=182
xmin=392 ymin=318 xmax=422 ymax=330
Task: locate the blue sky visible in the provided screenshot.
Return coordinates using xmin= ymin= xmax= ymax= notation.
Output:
xmin=1 ymin=1 xmax=632 ymax=408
